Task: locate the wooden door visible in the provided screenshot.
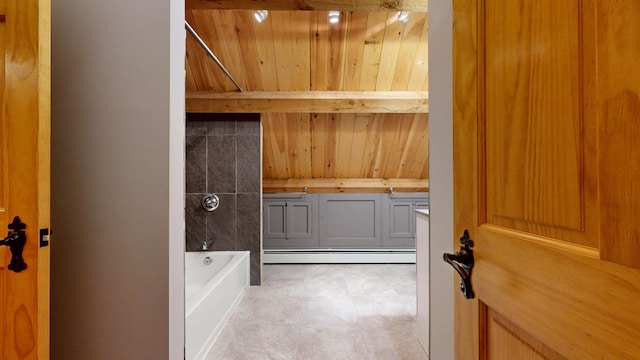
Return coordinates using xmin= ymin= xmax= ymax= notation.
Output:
xmin=453 ymin=0 xmax=640 ymax=359
xmin=0 ymin=0 xmax=50 ymax=358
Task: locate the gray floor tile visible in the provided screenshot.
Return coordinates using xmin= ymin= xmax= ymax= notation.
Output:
xmin=222 ymin=323 xmax=299 ymax=360
xmin=204 ymin=264 xmax=427 ymax=360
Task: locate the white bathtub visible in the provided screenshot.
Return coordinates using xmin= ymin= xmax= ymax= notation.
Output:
xmin=185 ymin=251 xmax=250 ymax=360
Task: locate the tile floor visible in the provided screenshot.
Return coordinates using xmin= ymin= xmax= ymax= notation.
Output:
xmin=205 ymin=264 xmax=428 ymax=360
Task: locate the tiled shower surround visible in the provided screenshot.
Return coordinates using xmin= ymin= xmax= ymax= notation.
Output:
xmin=186 ymin=113 xmax=261 ymax=285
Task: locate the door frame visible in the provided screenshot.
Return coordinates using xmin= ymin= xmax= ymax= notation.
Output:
xmin=427 ymin=1 xmax=455 ymax=359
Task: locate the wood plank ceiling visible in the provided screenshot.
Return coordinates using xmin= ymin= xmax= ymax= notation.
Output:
xmin=185 ymin=10 xmax=428 ymax=93
xmin=185 ymin=1 xmax=429 ymax=190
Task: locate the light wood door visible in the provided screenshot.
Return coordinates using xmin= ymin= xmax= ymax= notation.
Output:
xmin=453 ymin=0 xmax=640 ymax=359
xmin=0 ymin=0 xmax=50 ymax=358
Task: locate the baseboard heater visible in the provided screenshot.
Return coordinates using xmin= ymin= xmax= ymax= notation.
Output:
xmin=262 ymin=249 xmax=416 ymax=264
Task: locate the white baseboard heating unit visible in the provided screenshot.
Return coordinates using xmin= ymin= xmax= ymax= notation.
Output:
xmin=262 ymin=249 xmax=416 ymax=264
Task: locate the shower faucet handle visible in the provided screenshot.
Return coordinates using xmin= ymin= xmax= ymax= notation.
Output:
xmin=202 ymin=239 xmax=214 ymax=251
xmin=202 ymin=194 xmax=220 ymax=212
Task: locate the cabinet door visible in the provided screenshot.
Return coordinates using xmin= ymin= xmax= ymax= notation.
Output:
xmin=319 ymin=194 xmax=381 ymax=248
xmin=263 ymin=201 xmax=287 ymax=239
xmin=286 ymin=201 xmax=313 ymax=239
xmin=384 ymin=200 xmax=416 ymax=248
xmin=263 ymin=198 xmax=318 ymax=248
xmin=389 ymin=201 xmax=414 ymax=237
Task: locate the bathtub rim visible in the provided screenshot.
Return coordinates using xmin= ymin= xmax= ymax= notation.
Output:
xmin=185 ymin=250 xmax=250 ymax=360
xmin=185 ymin=250 xmax=250 ymax=318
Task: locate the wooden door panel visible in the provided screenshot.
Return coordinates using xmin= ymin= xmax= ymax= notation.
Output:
xmin=477 ymin=226 xmax=640 ymax=359
xmin=0 ymin=268 xmax=3 ymax=355
xmin=485 ymin=308 xmax=565 ymax=360
xmin=598 ymin=0 xmax=640 ymax=268
xmin=482 ymin=0 xmax=597 ymax=248
xmin=0 ymin=0 xmax=5 ymax=238
xmin=1 ymin=0 xmax=50 ymax=358
xmin=0 ymin=69 xmax=3 ymax=360
xmin=454 ymin=0 xmax=640 ymax=359
xmin=0 ymin=1 xmax=6 ymax=356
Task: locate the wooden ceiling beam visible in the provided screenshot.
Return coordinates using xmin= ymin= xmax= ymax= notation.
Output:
xmin=263 ymin=178 xmax=429 ymax=193
xmin=186 ymin=0 xmax=428 ymax=11
xmin=186 ymin=91 xmax=429 ymax=113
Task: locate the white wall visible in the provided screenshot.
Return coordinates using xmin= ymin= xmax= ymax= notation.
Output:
xmin=428 ymin=1 xmax=455 ymax=359
xmin=168 ymin=0 xmax=186 ymax=358
xmin=49 ymin=0 xmax=448 ymax=358
xmin=51 ymin=0 xmax=185 ymax=358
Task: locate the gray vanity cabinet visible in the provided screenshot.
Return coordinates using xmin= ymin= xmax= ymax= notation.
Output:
xmin=263 ymin=192 xmax=428 ymax=250
xmin=263 ymin=194 xmax=318 ymax=248
xmin=383 ymin=194 xmax=430 ymax=248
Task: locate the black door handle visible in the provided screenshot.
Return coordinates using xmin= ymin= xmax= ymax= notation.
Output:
xmin=0 ymin=216 xmax=27 ymax=273
xmin=443 ymin=229 xmax=475 ymax=299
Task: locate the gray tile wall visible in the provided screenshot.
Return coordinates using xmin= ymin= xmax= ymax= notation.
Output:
xmin=186 ymin=113 xmax=261 ymax=285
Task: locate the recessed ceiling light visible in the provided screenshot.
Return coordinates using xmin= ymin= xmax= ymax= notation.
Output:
xmin=329 ymin=11 xmax=341 ymax=24
xmin=254 ymin=10 xmax=268 ymax=23
xmin=398 ymin=11 xmax=409 ymax=24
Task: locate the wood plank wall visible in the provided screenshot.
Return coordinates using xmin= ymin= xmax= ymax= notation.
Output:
xmin=262 ymin=112 xmax=428 ymax=180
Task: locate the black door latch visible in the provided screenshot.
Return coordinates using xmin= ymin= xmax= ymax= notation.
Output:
xmin=0 ymin=216 xmax=27 ymax=273
xmin=443 ymin=229 xmax=475 ymax=299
